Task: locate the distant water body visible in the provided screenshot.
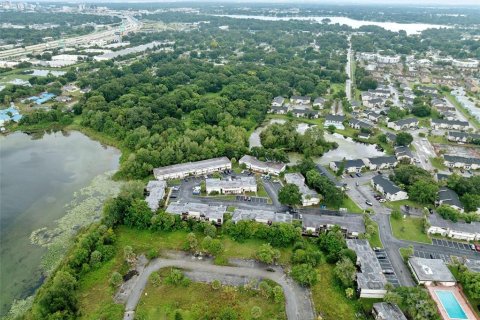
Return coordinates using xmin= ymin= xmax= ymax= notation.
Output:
xmin=0 ymin=131 xmax=120 ymax=315
xmin=215 ymin=15 xmax=450 ymax=35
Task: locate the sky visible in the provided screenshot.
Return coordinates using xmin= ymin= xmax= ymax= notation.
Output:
xmin=21 ymin=0 xmax=480 ymax=4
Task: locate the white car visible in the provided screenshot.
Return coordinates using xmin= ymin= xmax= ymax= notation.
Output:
xmin=379 ymin=198 xmax=386 ymax=203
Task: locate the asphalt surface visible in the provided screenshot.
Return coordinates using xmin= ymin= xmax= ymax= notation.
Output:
xmin=123 ymin=255 xmax=316 ymax=320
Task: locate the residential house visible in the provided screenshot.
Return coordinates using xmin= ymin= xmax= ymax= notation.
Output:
xmin=364 ymin=97 xmax=384 ymax=109
xmin=366 ymin=111 xmax=382 ymax=123
xmin=347 ymin=239 xmax=388 ymax=298
xmin=153 ymin=157 xmax=231 ymax=180
xmin=349 ymin=119 xmax=373 ymax=130
xmin=206 ymin=177 xmax=257 ymax=195
xmin=270 ymin=105 xmax=288 ymax=114
xmin=239 ymin=155 xmax=286 ymax=175
xmin=387 ymin=118 xmax=418 ymax=131
xmin=427 ymin=213 xmax=480 ymax=241
xmin=325 ymin=115 xmax=345 ymax=130
xmin=447 ymin=131 xmax=480 ymax=143
xmin=271 ymin=96 xmax=285 ymax=107
xmin=330 ymin=159 xmax=365 ymax=174
xmin=292 ymin=108 xmax=319 ymax=119
xmin=385 ymin=132 xmax=397 ymax=143
xmin=437 ymin=187 xmax=464 ymax=213
xmin=313 ymin=97 xmax=326 ymax=108
xmin=364 ymin=156 xmax=398 ymax=170
xmin=443 ymin=155 xmax=480 ymax=170
xmin=166 ymin=202 xmax=226 ymax=225
xmin=431 ymin=119 xmax=470 ymax=131
xmin=371 ymin=175 xmax=408 ymax=201
xmin=290 ymin=96 xmax=311 ymax=105
xmin=284 ymin=173 xmax=320 ymax=206
xmin=394 ymin=146 xmax=414 ymax=163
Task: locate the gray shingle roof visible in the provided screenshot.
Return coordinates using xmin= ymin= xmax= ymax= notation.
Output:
xmin=438 ymin=187 xmax=464 ymax=209
xmin=347 ymin=239 xmax=387 ymax=290
xmin=372 ymin=175 xmax=403 ymax=195
xmin=373 ymin=303 xmax=407 ymax=320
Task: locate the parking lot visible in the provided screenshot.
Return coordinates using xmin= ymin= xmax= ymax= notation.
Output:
xmin=374 ymin=249 xmax=400 ymax=287
xmin=431 ymin=238 xmax=473 ymax=251
xmin=413 ymin=250 xmax=456 ymax=263
xmin=235 ymin=195 xmax=268 ymax=204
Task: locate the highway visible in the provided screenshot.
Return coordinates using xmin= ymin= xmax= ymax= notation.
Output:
xmin=0 ymin=13 xmax=142 ymax=60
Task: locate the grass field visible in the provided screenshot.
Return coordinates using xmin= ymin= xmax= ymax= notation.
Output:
xmin=312 ymin=262 xmax=379 ymax=320
xmin=75 ymin=227 xmax=294 ymax=319
xmin=390 ymin=216 xmax=431 ymax=244
xmin=135 ymin=276 xmax=286 ymax=320
xmin=430 ymin=157 xmax=447 ymax=170
xmin=368 ymin=220 xmax=383 ymax=248
xmin=339 ymin=196 xmax=363 ymax=214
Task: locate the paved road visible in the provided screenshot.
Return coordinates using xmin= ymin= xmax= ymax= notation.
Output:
xmin=345 ymin=38 xmax=353 ymax=102
xmin=123 ymin=256 xmax=315 ymax=320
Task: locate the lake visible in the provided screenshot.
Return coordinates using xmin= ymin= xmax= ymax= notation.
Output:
xmin=215 ymin=15 xmax=449 ymax=35
xmin=0 ymin=131 xmax=120 ymax=316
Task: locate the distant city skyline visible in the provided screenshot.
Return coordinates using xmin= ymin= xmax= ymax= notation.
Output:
xmin=8 ymin=0 xmax=480 ymax=5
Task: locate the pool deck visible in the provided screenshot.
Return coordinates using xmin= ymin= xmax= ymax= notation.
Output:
xmin=426 ymin=285 xmax=478 ymax=320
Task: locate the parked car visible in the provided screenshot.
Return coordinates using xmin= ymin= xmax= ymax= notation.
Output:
xmin=356 ymin=172 xmax=362 ymax=177
xmin=171 ymin=186 xmax=179 ymax=191
xmin=349 ymin=174 xmax=355 ymax=178
xmin=373 ymin=247 xmax=382 ymax=252
xmin=470 ymin=244 xmax=476 ymax=251
xmin=382 ymin=269 xmax=394 ymax=274
xmin=374 ymin=195 xmax=381 ymax=200
xmin=379 ymin=198 xmax=386 ymax=203
xmin=365 ymin=200 xmax=373 ymax=206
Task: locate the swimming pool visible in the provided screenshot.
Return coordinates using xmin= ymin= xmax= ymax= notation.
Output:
xmin=435 ymin=290 xmax=468 ymax=320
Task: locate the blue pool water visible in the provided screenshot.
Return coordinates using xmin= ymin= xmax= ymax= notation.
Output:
xmin=435 ymin=290 xmax=468 ymax=320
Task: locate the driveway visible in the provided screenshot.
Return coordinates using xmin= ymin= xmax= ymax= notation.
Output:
xmin=122 ymin=255 xmax=315 ymax=320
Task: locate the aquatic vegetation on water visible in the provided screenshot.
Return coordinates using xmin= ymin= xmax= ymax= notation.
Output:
xmin=3 ymin=297 xmax=34 ymax=320
xmin=30 ymin=171 xmax=122 ymax=275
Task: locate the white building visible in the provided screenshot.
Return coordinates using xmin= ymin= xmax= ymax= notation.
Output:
xmin=205 ymin=177 xmax=257 ymax=195
xmin=324 ymin=115 xmax=345 ymax=130
xmin=427 ymin=213 xmax=480 ymax=241
xmin=153 ymin=157 xmax=231 ymax=180
xmin=443 ymin=155 xmax=480 ymax=170
xmin=371 ymin=175 xmax=408 ymax=202
xmin=239 ymin=155 xmax=286 ymax=175
xmin=330 ymin=159 xmax=365 ymax=173
xmin=377 ymin=55 xmax=401 ymax=64
xmin=408 ymin=257 xmax=456 ymax=286
xmin=372 ymin=303 xmax=407 ymax=320
xmin=290 ymin=95 xmax=311 ymax=105
xmin=166 ymin=202 xmax=226 ymax=225
xmin=431 ymin=119 xmax=470 ymax=131
xmin=387 ymin=118 xmax=418 ymax=131
xmin=364 ymin=156 xmax=398 ymax=171
xmin=284 ymin=173 xmax=320 ymax=206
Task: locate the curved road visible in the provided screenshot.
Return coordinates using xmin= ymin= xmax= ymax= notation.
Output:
xmin=123 ymin=257 xmax=315 ymax=320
